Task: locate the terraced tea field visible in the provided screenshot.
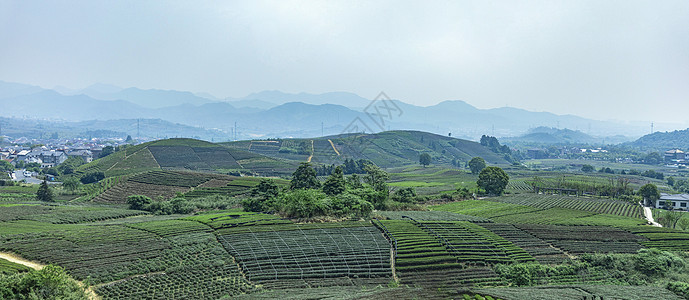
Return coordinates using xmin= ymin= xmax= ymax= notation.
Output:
xmin=218 ymin=223 xmax=391 ymax=282
xmin=92 ymin=170 xmax=278 ymax=204
xmin=487 ymin=194 xmax=643 ymax=219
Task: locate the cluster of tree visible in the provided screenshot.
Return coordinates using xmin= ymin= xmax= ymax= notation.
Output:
xmin=127 ymin=195 xmax=196 ymax=215
xmin=580 ymin=164 xmax=664 ymax=180
xmin=79 ymin=171 xmax=105 ymax=184
xmin=477 ymin=166 xmax=509 ymax=195
xmin=0 ymin=160 xmax=13 ymax=173
xmin=99 ymin=144 xmax=132 ymax=159
xmin=243 ymin=162 xmax=394 ymax=219
xmin=667 ymin=177 xmax=689 ymax=193
xmin=14 ymin=161 xmax=41 ymax=173
xmin=36 ymin=157 xmax=88 ymax=179
xmin=0 ymin=265 xmax=89 ymax=300
xmin=314 ymin=159 xmax=374 ymax=176
xmin=468 ymin=157 xmax=486 ymax=175
xmin=640 ymin=170 xmax=665 ymax=180
xmin=480 ymin=135 xmax=520 ymax=162
xmin=643 ymin=152 xmax=664 ymax=165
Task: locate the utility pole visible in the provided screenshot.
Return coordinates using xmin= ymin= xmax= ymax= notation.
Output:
xmin=234 ymin=122 xmax=237 ymax=141
xmin=651 ymin=122 xmax=654 ymax=134
xmin=321 ymin=122 xmax=324 ymax=137
xmin=137 ymin=119 xmax=140 ymax=138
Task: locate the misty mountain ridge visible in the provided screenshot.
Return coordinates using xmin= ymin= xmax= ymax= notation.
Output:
xmin=0 ymin=80 xmax=669 ymax=141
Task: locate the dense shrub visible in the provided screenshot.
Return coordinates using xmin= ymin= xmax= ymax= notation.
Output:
xmin=0 ymin=265 xmax=88 ymax=300
xmin=127 ymin=195 xmax=152 ymax=210
xmin=80 ymin=171 xmax=105 ymax=184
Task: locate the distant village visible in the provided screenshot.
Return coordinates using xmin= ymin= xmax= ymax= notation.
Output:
xmin=1 ymin=135 xmax=147 ymax=177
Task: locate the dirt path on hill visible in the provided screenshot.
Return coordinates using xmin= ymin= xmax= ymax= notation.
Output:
xmin=0 ymin=252 xmax=100 ymax=299
xmin=328 ymin=139 xmax=340 ymax=155
xmin=643 ymin=206 xmax=662 ymax=227
xmin=307 ymin=140 xmax=314 ymax=162
xmin=0 ymin=252 xmax=45 ymax=270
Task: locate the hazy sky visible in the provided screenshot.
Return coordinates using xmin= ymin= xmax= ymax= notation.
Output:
xmin=1 ymin=1 xmax=688 ymax=122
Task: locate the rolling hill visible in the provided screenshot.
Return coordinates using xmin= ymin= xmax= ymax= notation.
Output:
xmin=626 ymin=128 xmax=689 ymax=151
xmin=223 ymin=130 xmax=509 ymax=168
xmin=75 ymin=138 xmax=298 ymax=177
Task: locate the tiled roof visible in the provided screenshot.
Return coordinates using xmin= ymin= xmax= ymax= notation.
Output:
xmin=659 ymin=193 xmax=689 ymax=201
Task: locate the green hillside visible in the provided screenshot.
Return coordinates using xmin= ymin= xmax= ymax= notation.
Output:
xmin=75 ymin=138 xmax=298 ymax=177
xmin=627 ymin=128 xmax=689 ymax=151
xmin=223 ymin=130 xmax=509 ymax=168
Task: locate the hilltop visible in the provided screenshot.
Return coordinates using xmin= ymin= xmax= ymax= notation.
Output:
xmin=626 ymin=128 xmax=689 ymax=151
xmin=75 ymin=138 xmax=297 ymax=177
xmin=223 ymin=130 xmax=509 ymax=168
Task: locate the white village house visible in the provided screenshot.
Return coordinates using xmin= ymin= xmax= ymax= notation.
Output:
xmin=656 ymin=193 xmax=689 ymax=211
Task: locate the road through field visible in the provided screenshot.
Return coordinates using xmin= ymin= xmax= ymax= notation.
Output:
xmin=0 ymin=252 xmax=100 ymax=299
xmin=0 ymin=252 xmax=44 ymax=270
xmin=643 ymin=206 xmax=662 ymax=227
xmin=328 ymin=139 xmax=340 ymax=155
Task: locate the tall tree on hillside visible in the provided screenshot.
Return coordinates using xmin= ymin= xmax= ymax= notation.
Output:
xmin=419 ymin=153 xmax=431 ymax=168
xmin=638 ymin=183 xmax=660 ymax=205
xmin=363 ymin=163 xmax=389 ymax=193
xmin=36 ymin=180 xmax=54 ymax=202
xmin=468 ymin=157 xmax=486 ymax=175
xmin=477 ymin=166 xmax=509 ymax=195
xmin=323 ymin=166 xmax=346 ymax=196
xmin=290 ymin=162 xmax=321 ymax=190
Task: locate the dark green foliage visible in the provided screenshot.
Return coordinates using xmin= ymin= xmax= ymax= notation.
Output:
xmin=315 ymin=159 xmax=375 ymax=176
xmin=322 ymin=166 xmax=346 ymax=196
xmin=80 ymin=171 xmax=105 ymax=184
xmin=100 ymin=145 xmax=115 ymax=158
xmin=57 ymin=156 xmax=85 ymax=175
xmin=469 ymin=157 xmax=486 ymax=175
xmin=36 ymin=181 xmax=54 ymax=202
xmin=276 ymin=189 xmax=329 ymax=218
xmin=0 ymin=160 xmax=13 ymax=172
xmin=330 ymin=192 xmax=374 ymax=218
xmin=290 ymin=162 xmax=321 ymax=190
xmin=61 ymin=177 xmax=80 ymax=193
xmin=419 ymin=153 xmax=431 ymax=167
xmin=643 ymin=152 xmax=663 ymax=165
xmin=641 ymin=169 xmax=664 ymax=180
xmin=456 ymin=187 xmax=472 ymax=199
xmin=0 ymin=265 xmax=88 ymax=300
xmin=127 ymin=195 xmax=152 ymax=210
xmin=477 ymin=167 xmax=509 ymax=195
xmin=392 ymin=187 xmax=417 ymax=202
xmin=480 ymin=135 xmax=513 ymax=162
xmin=667 ymin=281 xmax=689 ymax=299
xmin=638 ymin=183 xmax=660 ymax=202
xmin=363 ymin=163 xmax=389 ymax=192
xmin=347 ymin=173 xmax=364 ymax=189
xmin=598 ymin=167 xmax=614 ymax=174
xmin=243 ymin=179 xmax=280 ymax=212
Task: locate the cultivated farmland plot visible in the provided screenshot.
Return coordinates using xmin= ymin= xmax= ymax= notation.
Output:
xmin=218 ymin=224 xmax=391 ymax=283
xmin=516 ymin=224 xmax=646 ymax=254
xmin=487 ymin=194 xmax=643 ymax=219
xmin=475 ymin=285 xmax=684 ymax=300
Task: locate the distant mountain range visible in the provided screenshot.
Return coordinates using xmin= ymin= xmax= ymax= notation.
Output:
xmin=0 ymin=80 xmax=670 ymax=141
xmin=501 ymin=126 xmax=634 ymax=146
